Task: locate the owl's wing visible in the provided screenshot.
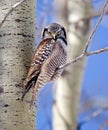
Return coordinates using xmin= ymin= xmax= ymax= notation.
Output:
xmin=21 ymin=38 xmax=54 ymax=99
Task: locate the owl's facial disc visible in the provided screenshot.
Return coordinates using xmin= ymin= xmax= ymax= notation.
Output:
xmin=47 ymin=30 xmax=56 ymax=39
xmin=50 ymin=31 xmax=61 ymax=40
xmin=47 ymin=29 xmax=62 ymax=40
xmin=42 ymin=23 xmax=66 ymax=41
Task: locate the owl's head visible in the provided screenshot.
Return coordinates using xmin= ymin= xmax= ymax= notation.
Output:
xmin=42 ymin=23 xmax=67 ymax=41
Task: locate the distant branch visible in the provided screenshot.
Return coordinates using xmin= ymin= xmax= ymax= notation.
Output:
xmin=0 ymin=0 xmax=26 ymax=28
xmin=99 ymin=121 xmax=108 ymax=130
xmin=84 ymin=0 xmax=108 ymax=52
xmin=78 ymin=107 xmax=108 ymax=130
xmin=91 ymin=7 xmax=108 ymax=18
xmin=58 ymin=0 xmax=108 ymax=70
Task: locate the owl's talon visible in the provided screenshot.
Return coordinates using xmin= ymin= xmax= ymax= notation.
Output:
xmin=29 ymin=100 xmax=35 ymax=109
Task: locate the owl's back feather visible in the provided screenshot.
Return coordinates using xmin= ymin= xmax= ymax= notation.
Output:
xmin=21 ymin=38 xmax=54 ymax=99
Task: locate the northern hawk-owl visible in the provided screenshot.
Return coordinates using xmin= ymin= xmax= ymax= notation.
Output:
xmin=21 ymin=23 xmax=68 ymax=106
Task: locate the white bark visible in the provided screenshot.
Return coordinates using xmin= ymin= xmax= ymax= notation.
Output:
xmin=53 ymin=0 xmax=92 ymax=130
xmin=0 ymin=0 xmax=36 ymax=130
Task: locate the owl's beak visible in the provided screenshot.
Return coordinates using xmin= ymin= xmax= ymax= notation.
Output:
xmin=52 ymin=33 xmax=56 ymax=40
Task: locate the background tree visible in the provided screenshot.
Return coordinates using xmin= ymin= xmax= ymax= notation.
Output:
xmin=53 ymin=0 xmax=92 ymax=130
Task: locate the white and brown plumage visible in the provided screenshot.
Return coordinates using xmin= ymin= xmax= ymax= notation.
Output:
xmin=21 ymin=23 xmax=67 ymax=106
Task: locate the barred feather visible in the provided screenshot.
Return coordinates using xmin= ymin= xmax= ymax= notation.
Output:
xmin=30 ymin=38 xmax=67 ymax=105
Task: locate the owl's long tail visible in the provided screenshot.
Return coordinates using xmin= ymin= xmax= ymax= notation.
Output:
xmin=21 ymin=74 xmax=39 ymax=100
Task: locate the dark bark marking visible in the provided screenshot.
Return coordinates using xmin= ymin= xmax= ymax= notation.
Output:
xmin=0 ymin=87 xmax=4 ymax=94
xmin=4 ymin=104 xmax=9 ymax=107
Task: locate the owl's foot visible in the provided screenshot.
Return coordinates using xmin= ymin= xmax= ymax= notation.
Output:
xmin=29 ymin=93 xmax=37 ymax=108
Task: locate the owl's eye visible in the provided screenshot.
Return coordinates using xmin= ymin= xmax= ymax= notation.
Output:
xmin=57 ymin=31 xmax=61 ymax=35
xmin=48 ymin=31 xmax=52 ymax=35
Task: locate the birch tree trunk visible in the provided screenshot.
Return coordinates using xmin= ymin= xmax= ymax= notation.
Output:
xmin=0 ymin=0 xmax=36 ymax=130
xmin=53 ymin=0 xmax=92 ymax=130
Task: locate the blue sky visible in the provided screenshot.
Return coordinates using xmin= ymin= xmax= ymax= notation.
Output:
xmin=37 ymin=0 xmax=108 ymax=130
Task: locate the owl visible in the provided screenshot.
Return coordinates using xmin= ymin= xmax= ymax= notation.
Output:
xmin=21 ymin=23 xmax=67 ymax=106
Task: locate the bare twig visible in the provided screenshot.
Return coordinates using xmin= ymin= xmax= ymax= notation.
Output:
xmin=92 ymin=8 xmax=108 ymax=18
xmin=58 ymin=0 xmax=108 ymax=70
xmin=99 ymin=121 xmax=108 ymax=130
xmin=87 ymin=47 xmax=108 ymax=56
xmin=59 ymin=53 xmax=85 ymax=70
xmin=59 ymin=47 xmax=108 ymax=70
xmin=78 ymin=107 xmax=108 ymax=130
xmin=0 ymin=0 xmax=26 ymax=28
xmin=84 ymin=0 xmax=108 ymax=52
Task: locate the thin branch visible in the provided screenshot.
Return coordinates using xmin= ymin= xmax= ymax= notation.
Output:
xmin=83 ymin=0 xmax=108 ymax=52
xmin=58 ymin=0 xmax=108 ymax=70
xmin=87 ymin=47 xmax=108 ymax=56
xmin=99 ymin=121 xmax=108 ymax=130
xmin=91 ymin=8 xmax=108 ymax=18
xmin=78 ymin=107 xmax=108 ymax=130
xmin=59 ymin=54 xmax=85 ymax=70
xmin=0 ymin=0 xmax=26 ymax=28
xmin=59 ymin=47 xmax=108 ymax=70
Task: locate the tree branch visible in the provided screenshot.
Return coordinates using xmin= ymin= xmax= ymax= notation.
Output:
xmin=91 ymin=7 xmax=108 ymax=18
xmin=84 ymin=0 xmax=108 ymax=52
xmin=87 ymin=47 xmax=108 ymax=56
xmin=0 ymin=0 xmax=26 ymax=28
xmin=58 ymin=0 xmax=108 ymax=70
xmin=99 ymin=121 xmax=108 ymax=130
xmin=59 ymin=47 xmax=108 ymax=70
xmin=78 ymin=107 xmax=108 ymax=130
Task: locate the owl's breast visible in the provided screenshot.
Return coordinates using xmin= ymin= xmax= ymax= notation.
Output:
xmin=42 ymin=39 xmax=67 ymax=73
